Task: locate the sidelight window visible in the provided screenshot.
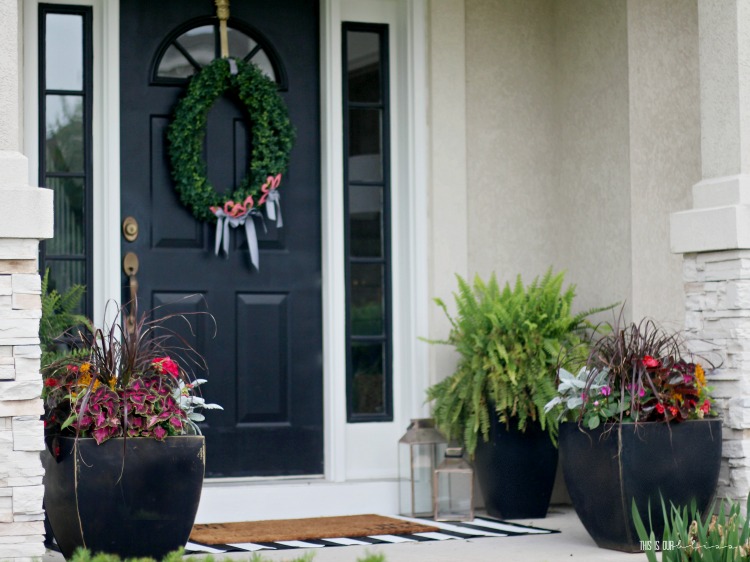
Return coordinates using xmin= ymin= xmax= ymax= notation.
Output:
xmin=343 ymin=23 xmax=392 ymax=422
xmin=39 ymin=4 xmax=93 ymax=315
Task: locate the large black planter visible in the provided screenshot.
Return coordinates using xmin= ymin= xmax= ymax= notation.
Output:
xmin=560 ymin=419 xmax=722 ymax=552
xmin=473 ymin=415 xmax=558 ymax=519
xmin=42 ymin=436 xmax=205 ymax=559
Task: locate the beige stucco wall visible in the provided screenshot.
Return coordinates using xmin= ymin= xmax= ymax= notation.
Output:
xmin=552 ymin=0 xmax=632 ymax=318
xmin=465 ymin=0 xmax=559 ymax=284
xmin=427 ymin=0 xmax=700 ymax=374
xmin=0 ymin=0 xmax=21 ymax=152
xmin=627 ymin=0 xmax=700 ymax=327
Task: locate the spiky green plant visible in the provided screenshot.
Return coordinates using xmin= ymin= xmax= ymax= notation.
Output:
xmin=66 ymin=547 xmax=385 ymax=562
xmin=40 ymin=268 xmax=91 ymax=367
xmin=632 ymin=494 xmax=750 ymax=561
xmin=426 ymin=269 xmax=608 ymax=455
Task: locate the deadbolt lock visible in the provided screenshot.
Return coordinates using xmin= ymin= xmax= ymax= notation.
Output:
xmin=122 ymin=216 xmax=139 ymax=242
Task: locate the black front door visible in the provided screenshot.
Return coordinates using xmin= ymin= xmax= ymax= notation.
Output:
xmin=120 ymin=0 xmax=322 ymax=477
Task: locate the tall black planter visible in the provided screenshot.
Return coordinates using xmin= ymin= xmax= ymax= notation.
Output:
xmin=473 ymin=415 xmax=558 ymax=519
xmin=560 ymin=419 xmax=722 ymax=552
xmin=42 ymin=436 xmax=205 ymax=559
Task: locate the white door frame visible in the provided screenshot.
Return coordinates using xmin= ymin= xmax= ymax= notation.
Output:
xmin=23 ymin=0 xmax=430 ymax=519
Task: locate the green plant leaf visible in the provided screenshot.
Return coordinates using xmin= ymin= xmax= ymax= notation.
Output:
xmin=587 ymin=416 xmax=600 ymax=430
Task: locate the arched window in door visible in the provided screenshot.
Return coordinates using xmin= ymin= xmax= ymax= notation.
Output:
xmin=151 ymin=17 xmax=287 ymax=88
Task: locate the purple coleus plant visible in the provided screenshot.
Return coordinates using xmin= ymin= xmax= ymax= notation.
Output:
xmin=72 ymin=386 xmax=122 ymax=445
xmin=54 ymin=358 xmax=202 ymax=445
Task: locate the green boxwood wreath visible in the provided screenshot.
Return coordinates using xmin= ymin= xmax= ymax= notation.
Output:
xmin=167 ymin=57 xmax=295 ymax=223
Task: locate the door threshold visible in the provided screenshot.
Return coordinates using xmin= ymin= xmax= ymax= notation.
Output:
xmin=196 ymin=477 xmax=399 ymax=523
xmin=205 ymin=474 xmax=325 ymax=485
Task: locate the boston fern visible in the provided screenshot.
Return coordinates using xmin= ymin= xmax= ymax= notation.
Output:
xmin=40 ymin=268 xmax=91 ymax=367
xmin=426 ymin=269 xmax=606 ymax=456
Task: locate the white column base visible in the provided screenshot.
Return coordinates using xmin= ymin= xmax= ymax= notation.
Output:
xmin=671 ymin=175 xmax=750 ymax=253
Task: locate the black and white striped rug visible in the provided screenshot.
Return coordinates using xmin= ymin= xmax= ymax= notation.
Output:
xmin=185 ymin=516 xmax=557 ymax=554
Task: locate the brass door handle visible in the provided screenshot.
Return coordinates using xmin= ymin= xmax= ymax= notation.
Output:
xmin=123 ymin=252 xmax=139 ymax=333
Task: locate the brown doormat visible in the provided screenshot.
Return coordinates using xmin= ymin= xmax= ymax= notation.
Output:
xmin=190 ymin=514 xmax=439 ymax=545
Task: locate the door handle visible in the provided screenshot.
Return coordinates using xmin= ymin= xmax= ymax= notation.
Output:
xmin=123 ymin=252 xmax=140 ymax=333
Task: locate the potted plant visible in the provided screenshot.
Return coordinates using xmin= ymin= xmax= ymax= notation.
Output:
xmin=426 ymin=269 xmax=606 ymax=519
xmin=545 ymin=314 xmax=722 ymax=552
xmin=41 ymin=302 xmax=222 ymax=560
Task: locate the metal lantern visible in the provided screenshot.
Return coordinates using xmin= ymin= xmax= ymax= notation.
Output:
xmin=433 ymin=445 xmax=474 ymax=521
xmin=398 ymin=418 xmax=447 ymax=517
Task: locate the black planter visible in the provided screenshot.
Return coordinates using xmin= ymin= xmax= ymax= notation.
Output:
xmin=559 ymin=419 xmax=722 ymax=552
xmin=473 ymin=415 xmax=558 ymax=519
xmin=42 ymin=436 xmax=205 ymax=559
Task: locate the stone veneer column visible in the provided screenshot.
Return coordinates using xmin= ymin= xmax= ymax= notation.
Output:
xmin=0 ymin=1 xmax=54 ymax=560
xmin=671 ymin=0 xmax=750 ymax=502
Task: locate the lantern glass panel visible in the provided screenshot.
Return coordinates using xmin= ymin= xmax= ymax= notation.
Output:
xmin=434 ymin=449 xmax=474 ymax=522
xmin=397 ymin=418 xmax=446 ymax=517
xmin=399 ymin=442 xmax=442 ymax=516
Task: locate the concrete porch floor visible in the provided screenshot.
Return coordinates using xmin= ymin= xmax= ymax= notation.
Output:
xmin=43 ymin=506 xmax=650 ymax=561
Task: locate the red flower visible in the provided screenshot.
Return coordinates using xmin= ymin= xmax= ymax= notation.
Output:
xmin=151 ymin=357 xmax=179 ymax=378
xmin=669 ymin=406 xmax=678 ymax=416
xmin=700 ymin=400 xmax=711 ymax=414
xmin=44 ymin=378 xmax=59 ymax=388
xmin=655 ymin=403 xmax=665 ymax=414
xmin=642 ymin=356 xmax=661 ymax=369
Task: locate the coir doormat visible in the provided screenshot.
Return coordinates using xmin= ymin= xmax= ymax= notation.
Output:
xmin=186 ymin=514 xmax=557 ymax=554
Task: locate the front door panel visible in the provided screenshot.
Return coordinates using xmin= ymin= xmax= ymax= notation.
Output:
xmin=120 ymin=0 xmax=322 ymax=477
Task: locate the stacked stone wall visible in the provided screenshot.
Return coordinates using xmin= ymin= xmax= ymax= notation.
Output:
xmin=0 ymin=240 xmax=45 ymax=561
xmin=684 ymin=250 xmax=750 ymax=502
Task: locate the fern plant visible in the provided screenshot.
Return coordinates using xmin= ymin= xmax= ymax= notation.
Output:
xmin=426 ymin=269 xmax=606 ymax=456
xmin=40 ymin=268 xmax=91 ymax=367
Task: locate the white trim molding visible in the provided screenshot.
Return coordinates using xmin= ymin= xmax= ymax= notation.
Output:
xmin=671 ymin=175 xmax=750 ymax=253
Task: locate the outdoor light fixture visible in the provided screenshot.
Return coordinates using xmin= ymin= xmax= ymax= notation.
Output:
xmin=398 ymin=418 xmax=447 ymax=517
xmin=433 ymin=445 xmax=474 ymax=521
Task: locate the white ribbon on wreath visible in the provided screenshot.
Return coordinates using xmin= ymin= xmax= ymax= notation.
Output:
xmin=259 ymin=174 xmax=283 ymax=228
xmin=209 ymin=197 xmax=265 ymax=270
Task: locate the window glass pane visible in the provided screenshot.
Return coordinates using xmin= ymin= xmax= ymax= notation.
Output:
xmin=350 ymin=185 xmax=382 ymax=257
xmin=351 ymin=342 xmax=385 ymax=415
xmin=249 ymin=50 xmax=275 ymax=80
xmin=45 ymin=14 xmax=83 ymax=91
xmin=227 ymin=28 xmax=257 ymax=59
xmin=46 ymin=177 xmax=85 ymax=255
xmin=350 ymin=264 xmax=384 ymax=335
xmin=155 ymin=25 xmax=277 ymax=82
xmin=157 ymin=44 xmax=195 ymax=78
xmin=46 ymin=95 xmax=84 ymax=173
xmin=177 ymin=25 xmax=216 ymax=67
xmin=348 ymin=108 xmax=382 ymax=182
xmin=347 ymin=31 xmax=381 ymax=103
xmin=45 ymin=260 xmax=86 ymax=314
